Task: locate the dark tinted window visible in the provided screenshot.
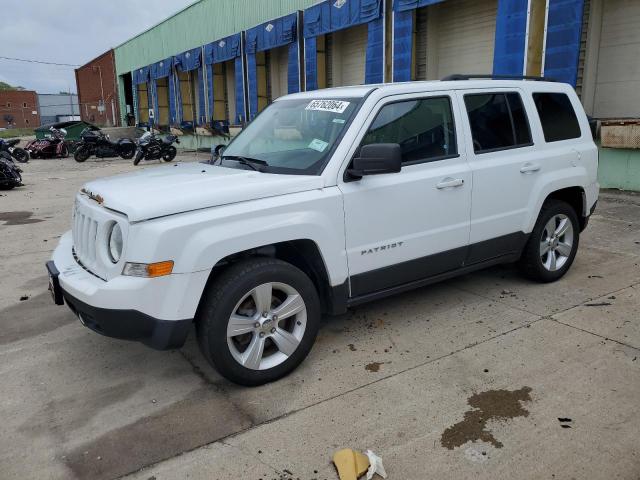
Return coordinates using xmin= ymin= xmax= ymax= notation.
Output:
xmin=361 ymin=97 xmax=457 ymax=164
xmin=464 ymin=92 xmax=532 ymax=153
xmin=533 ymin=92 xmax=581 ymax=142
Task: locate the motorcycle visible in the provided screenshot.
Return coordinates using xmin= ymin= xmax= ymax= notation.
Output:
xmin=25 ymin=127 xmax=69 ymax=159
xmin=133 ymin=131 xmax=179 ymax=166
xmin=0 ymin=138 xmax=30 ymax=163
xmin=74 ymin=128 xmax=136 ymax=162
xmin=0 ymin=151 xmax=23 ymax=190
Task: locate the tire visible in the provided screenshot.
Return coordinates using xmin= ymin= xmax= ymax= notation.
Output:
xmin=518 ymin=199 xmax=580 ymax=282
xmin=74 ymin=146 xmax=91 ymax=163
xmin=12 ymin=148 xmax=29 ymax=163
xmin=59 ymin=144 xmax=69 ymax=159
xmin=162 ymin=146 xmax=177 ymax=162
xmin=0 ymin=183 xmax=15 ymax=190
xmin=133 ymin=149 xmax=144 ymax=166
xmin=120 ymin=144 xmax=136 ymax=160
xmin=196 ymin=258 xmax=321 ymax=386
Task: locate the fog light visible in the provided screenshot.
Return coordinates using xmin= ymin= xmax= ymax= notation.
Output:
xmin=123 ymin=261 xmax=174 ymax=278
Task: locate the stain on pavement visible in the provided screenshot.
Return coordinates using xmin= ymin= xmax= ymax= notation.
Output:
xmin=0 ymin=290 xmax=75 ymax=345
xmin=20 ymin=380 xmax=144 ymax=440
xmin=64 ymin=387 xmax=254 ymax=480
xmin=441 ymin=387 xmax=532 ymax=450
xmin=0 ymin=211 xmax=44 ymax=225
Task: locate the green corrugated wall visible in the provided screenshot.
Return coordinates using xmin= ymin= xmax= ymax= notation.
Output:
xmin=114 ymin=0 xmax=317 ymax=128
xmin=114 ymin=0 xmax=316 ymax=74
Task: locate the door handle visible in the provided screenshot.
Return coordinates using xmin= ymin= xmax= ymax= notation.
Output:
xmin=520 ymin=162 xmax=541 ymax=174
xmin=436 ymin=177 xmax=465 ymax=189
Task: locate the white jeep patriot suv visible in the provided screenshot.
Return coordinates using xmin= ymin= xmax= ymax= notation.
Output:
xmin=47 ymin=77 xmax=599 ymax=386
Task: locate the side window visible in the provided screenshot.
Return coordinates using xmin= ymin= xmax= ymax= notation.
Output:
xmin=464 ymin=92 xmax=532 ymax=153
xmin=361 ymin=97 xmax=458 ymax=164
xmin=533 ymin=92 xmax=581 ymax=142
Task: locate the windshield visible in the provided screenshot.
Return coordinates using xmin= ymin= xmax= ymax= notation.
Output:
xmin=222 ymin=97 xmax=362 ymax=175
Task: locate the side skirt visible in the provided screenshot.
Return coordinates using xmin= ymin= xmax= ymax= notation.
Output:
xmin=346 ymin=252 xmax=521 ymax=308
xmin=327 ymin=232 xmax=529 ymax=312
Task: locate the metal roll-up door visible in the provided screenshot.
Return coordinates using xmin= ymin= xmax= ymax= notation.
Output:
xmin=270 ymin=45 xmax=289 ymax=100
xmin=433 ymin=0 xmax=498 ymax=79
xmin=593 ymin=0 xmax=640 ymax=118
xmin=332 ymin=23 xmax=368 ymax=87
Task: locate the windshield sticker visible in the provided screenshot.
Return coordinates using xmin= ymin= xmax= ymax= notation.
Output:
xmin=306 ymin=100 xmax=351 ymax=114
xmin=333 ymin=118 xmax=346 ymax=124
xmin=308 ymin=138 xmax=329 ymax=152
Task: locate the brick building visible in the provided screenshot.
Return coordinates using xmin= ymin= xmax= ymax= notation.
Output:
xmin=0 ymin=90 xmax=40 ymax=129
xmin=75 ymin=49 xmax=120 ymax=126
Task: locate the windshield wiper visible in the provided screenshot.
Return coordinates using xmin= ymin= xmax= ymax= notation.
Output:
xmin=221 ymin=155 xmax=268 ymax=171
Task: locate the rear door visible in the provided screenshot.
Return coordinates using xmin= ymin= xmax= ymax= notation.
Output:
xmin=457 ymin=89 xmax=543 ymax=262
xmin=339 ymin=92 xmax=472 ymax=297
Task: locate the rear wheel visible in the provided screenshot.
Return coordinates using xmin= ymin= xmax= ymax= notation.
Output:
xmin=518 ymin=200 xmax=580 ymax=282
xmin=11 ymin=148 xmax=29 ymax=163
xmin=162 ymin=146 xmax=177 ymax=162
xmin=74 ymin=146 xmax=91 ymax=163
xmin=196 ymin=258 xmax=321 ymax=386
xmin=119 ymin=143 xmax=136 ymax=160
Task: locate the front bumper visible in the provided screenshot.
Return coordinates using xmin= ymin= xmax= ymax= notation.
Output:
xmin=62 ymin=287 xmax=191 ymax=350
xmin=49 ymin=231 xmax=208 ymax=350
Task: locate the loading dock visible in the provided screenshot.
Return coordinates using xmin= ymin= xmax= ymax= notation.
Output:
xmin=204 ymin=33 xmax=246 ymax=125
xmin=246 ymin=12 xmax=301 ymax=120
xmin=133 ymin=66 xmax=152 ymax=127
xmin=150 ymin=58 xmax=175 ymax=128
xmin=173 ymin=47 xmax=206 ymax=127
xmin=393 ymin=0 xmax=497 ymax=81
xmin=304 ymin=0 xmax=385 ymax=90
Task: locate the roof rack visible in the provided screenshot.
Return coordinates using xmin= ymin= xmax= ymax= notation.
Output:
xmin=441 ymin=74 xmax=557 ymax=82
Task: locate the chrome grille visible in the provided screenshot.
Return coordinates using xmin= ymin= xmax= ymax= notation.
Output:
xmin=72 ymin=207 xmax=99 ymax=270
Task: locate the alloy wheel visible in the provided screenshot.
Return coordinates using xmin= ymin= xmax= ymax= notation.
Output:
xmin=226 ymin=282 xmax=307 ymax=370
xmin=539 ymin=214 xmax=574 ymax=272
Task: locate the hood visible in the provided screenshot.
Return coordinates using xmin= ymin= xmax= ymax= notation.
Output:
xmin=81 ymin=162 xmax=324 ymax=222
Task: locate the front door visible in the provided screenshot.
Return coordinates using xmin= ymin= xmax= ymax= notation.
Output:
xmin=339 ymin=93 xmax=472 ymax=298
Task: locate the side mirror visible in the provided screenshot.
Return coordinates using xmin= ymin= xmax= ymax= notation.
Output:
xmin=347 ymin=143 xmax=402 ymax=180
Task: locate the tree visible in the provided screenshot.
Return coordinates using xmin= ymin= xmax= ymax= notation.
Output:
xmin=0 ymin=81 xmax=25 ymax=91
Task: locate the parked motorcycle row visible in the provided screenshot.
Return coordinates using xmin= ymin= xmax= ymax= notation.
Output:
xmin=74 ymin=128 xmax=180 ymax=166
xmin=0 ymin=127 xmax=181 ymax=192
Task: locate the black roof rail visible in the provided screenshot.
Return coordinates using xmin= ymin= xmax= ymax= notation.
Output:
xmin=441 ymin=74 xmax=557 ymax=82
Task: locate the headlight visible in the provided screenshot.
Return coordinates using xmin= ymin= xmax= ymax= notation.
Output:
xmin=108 ymin=223 xmax=123 ymax=263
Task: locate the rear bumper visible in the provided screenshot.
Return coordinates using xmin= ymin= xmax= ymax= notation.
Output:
xmin=62 ymin=289 xmax=191 ymax=350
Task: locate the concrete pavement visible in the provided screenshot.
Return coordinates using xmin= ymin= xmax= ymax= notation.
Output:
xmin=0 ymin=158 xmax=638 ymax=480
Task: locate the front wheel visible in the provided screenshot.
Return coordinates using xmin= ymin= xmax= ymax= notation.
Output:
xmin=74 ymin=145 xmax=91 ymax=163
xmin=59 ymin=144 xmax=69 ymax=158
xmin=196 ymin=258 xmax=321 ymax=386
xmin=11 ymin=148 xmax=29 ymax=163
xmin=518 ymin=199 xmax=580 ymax=282
xmin=133 ymin=149 xmax=144 ymax=166
xmin=162 ymin=146 xmax=177 ymax=162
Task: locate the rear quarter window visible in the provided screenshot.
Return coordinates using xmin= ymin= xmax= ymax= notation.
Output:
xmin=532 ymin=92 xmax=582 ymax=142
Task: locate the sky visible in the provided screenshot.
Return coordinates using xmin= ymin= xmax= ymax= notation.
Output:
xmin=0 ymin=0 xmax=196 ymax=94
